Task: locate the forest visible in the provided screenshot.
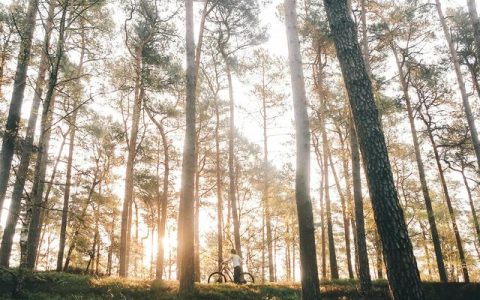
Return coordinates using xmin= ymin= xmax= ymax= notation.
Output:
xmin=0 ymin=0 xmax=480 ymax=299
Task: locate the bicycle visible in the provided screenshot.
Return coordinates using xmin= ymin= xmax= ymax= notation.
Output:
xmin=207 ymin=262 xmax=255 ymax=284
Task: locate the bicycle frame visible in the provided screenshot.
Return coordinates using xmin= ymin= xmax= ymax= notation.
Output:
xmin=220 ymin=264 xmax=234 ymax=282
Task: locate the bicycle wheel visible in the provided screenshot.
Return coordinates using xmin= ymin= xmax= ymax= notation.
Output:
xmin=241 ymin=272 xmax=254 ymax=284
xmin=208 ymin=272 xmax=227 ymax=283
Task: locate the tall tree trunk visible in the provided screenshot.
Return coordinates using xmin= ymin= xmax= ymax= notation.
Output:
xmin=178 ymin=0 xmax=196 ymax=294
xmin=56 ymin=109 xmax=78 ymax=271
xmin=214 ymin=92 xmax=223 ymax=271
xmin=107 ymin=215 xmax=114 ymax=276
xmin=223 ymin=55 xmax=242 ymax=257
xmin=391 ymin=45 xmax=447 ymax=282
xmin=261 ymin=72 xmax=274 ymax=282
xmin=0 ymin=0 xmax=39 ymax=215
xmin=328 ymin=154 xmax=354 ymax=279
xmin=119 ymin=46 xmax=144 ymax=277
xmin=468 ymin=0 xmax=480 ymax=61
xmin=284 ymin=1 xmax=321 ymax=298
xmin=435 ymin=0 xmax=480 ymax=171
xmin=323 ymin=1 xmax=425 ymax=298
xmin=157 ymin=120 xmax=169 ymax=280
xmin=322 ymin=126 xmax=339 ymax=279
xmin=0 ymin=1 xmax=55 ymax=267
xmin=425 ymin=127 xmax=469 ymax=283
xmin=194 ymin=163 xmax=200 ymax=282
xmin=25 ymin=1 xmax=69 ymax=269
xmin=350 ymin=121 xmax=372 ymax=292
xmin=56 ymin=27 xmax=85 ymax=271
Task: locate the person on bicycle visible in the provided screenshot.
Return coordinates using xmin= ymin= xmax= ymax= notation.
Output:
xmin=224 ymin=249 xmax=244 ymax=284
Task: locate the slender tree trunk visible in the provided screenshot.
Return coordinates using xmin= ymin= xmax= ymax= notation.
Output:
xmin=178 ymin=0 xmax=196 ymax=294
xmin=222 ymin=55 xmax=242 ymax=257
xmin=350 ymin=121 xmax=372 ymax=292
xmin=323 ymin=1 xmax=425 ymax=298
xmin=425 ymin=127 xmax=469 ymax=282
xmin=284 ymin=1 xmax=321 ymax=298
xmin=322 ymin=126 xmax=339 ymax=279
xmin=0 ymin=2 xmax=55 ymax=266
xmin=64 ymin=171 xmax=99 ymax=270
xmin=391 ymin=45 xmax=447 ymax=282
xmin=56 ymin=29 xmax=85 ymax=271
xmin=0 ymin=0 xmax=39 ymax=215
xmin=435 ymin=0 xmax=480 ymax=171
xmin=214 ymin=93 xmax=223 ymax=271
xmin=119 ymin=45 xmax=144 ymax=277
xmin=107 ymin=216 xmax=114 ymax=276
xmin=194 ymin=164 xmax=200 ymax=282
xmin=329 ymin=154 xmax=353 ymax=279
xmin=56 ymin=110 xmax=77 ymax=271
xmin=159 ymin=126 xmax=169 ymax=279
xmin=261 ymin=74 xmax=274 ymax=282
xmin=25 ymin=1 xmax=69 ymax=268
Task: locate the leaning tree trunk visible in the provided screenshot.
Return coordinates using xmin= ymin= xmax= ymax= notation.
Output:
xmin=323 ymin=0 xmax=425 ymax=299
xmin=350 ymin=121 xmax=372 ymax=292
xmin=284 ymin=0 xmax=321 ymax=299
xmin=435 ymin=0 xmax=480 ymax=172
xmin=0 ymin=0 xmax=39 ymax=216
xmin=25 ymin=2 xmax=69 ymax=269
xmin=178 ymin=0 xmax=196 ymax=295
xmin=391 ymin=45 xmax=448 ymax=282
xmin=0 ymin=1 xmax=55 ymax=267
xmin=425 ymin=127 xmax=469 ymax=283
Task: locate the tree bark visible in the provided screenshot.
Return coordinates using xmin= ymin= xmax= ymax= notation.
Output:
xmin=284 ymin=0 xmax=321 ymax=298
xmin=56 ymin=26 xmax=85 ymax=271
xmin=214 ymin=90 xmax=223 ymax=271
xmin=261 ymin=65 xmax=274 ymax=282
xmin=0 ymin=0 xmax=39 ymax=215
xmin=323 ymin=0 xmax=424 ymax=298
xmin=119 ymin=44 xmax=145 ymax=277
xmin=0 ymin=1 xmax=55 ymax=267
xmin=391 ymin=45 xmax=447 ymax=282
xmin=223 ymin=55 xmax=242 ymax=257
xmin=178 ymin=0 xmax=196 ymax=294
xmin=435 ymin=0 xmax=480 ymax=172
xmin=25 ymin=1 xmax=69 ymax=269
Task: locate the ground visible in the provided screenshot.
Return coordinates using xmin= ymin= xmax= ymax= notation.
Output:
xmin=0 ymin=270 xmax=479 ymax=299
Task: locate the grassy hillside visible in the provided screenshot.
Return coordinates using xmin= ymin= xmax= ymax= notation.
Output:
xmin=0 ymin=270 xmax=479 ymax=299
